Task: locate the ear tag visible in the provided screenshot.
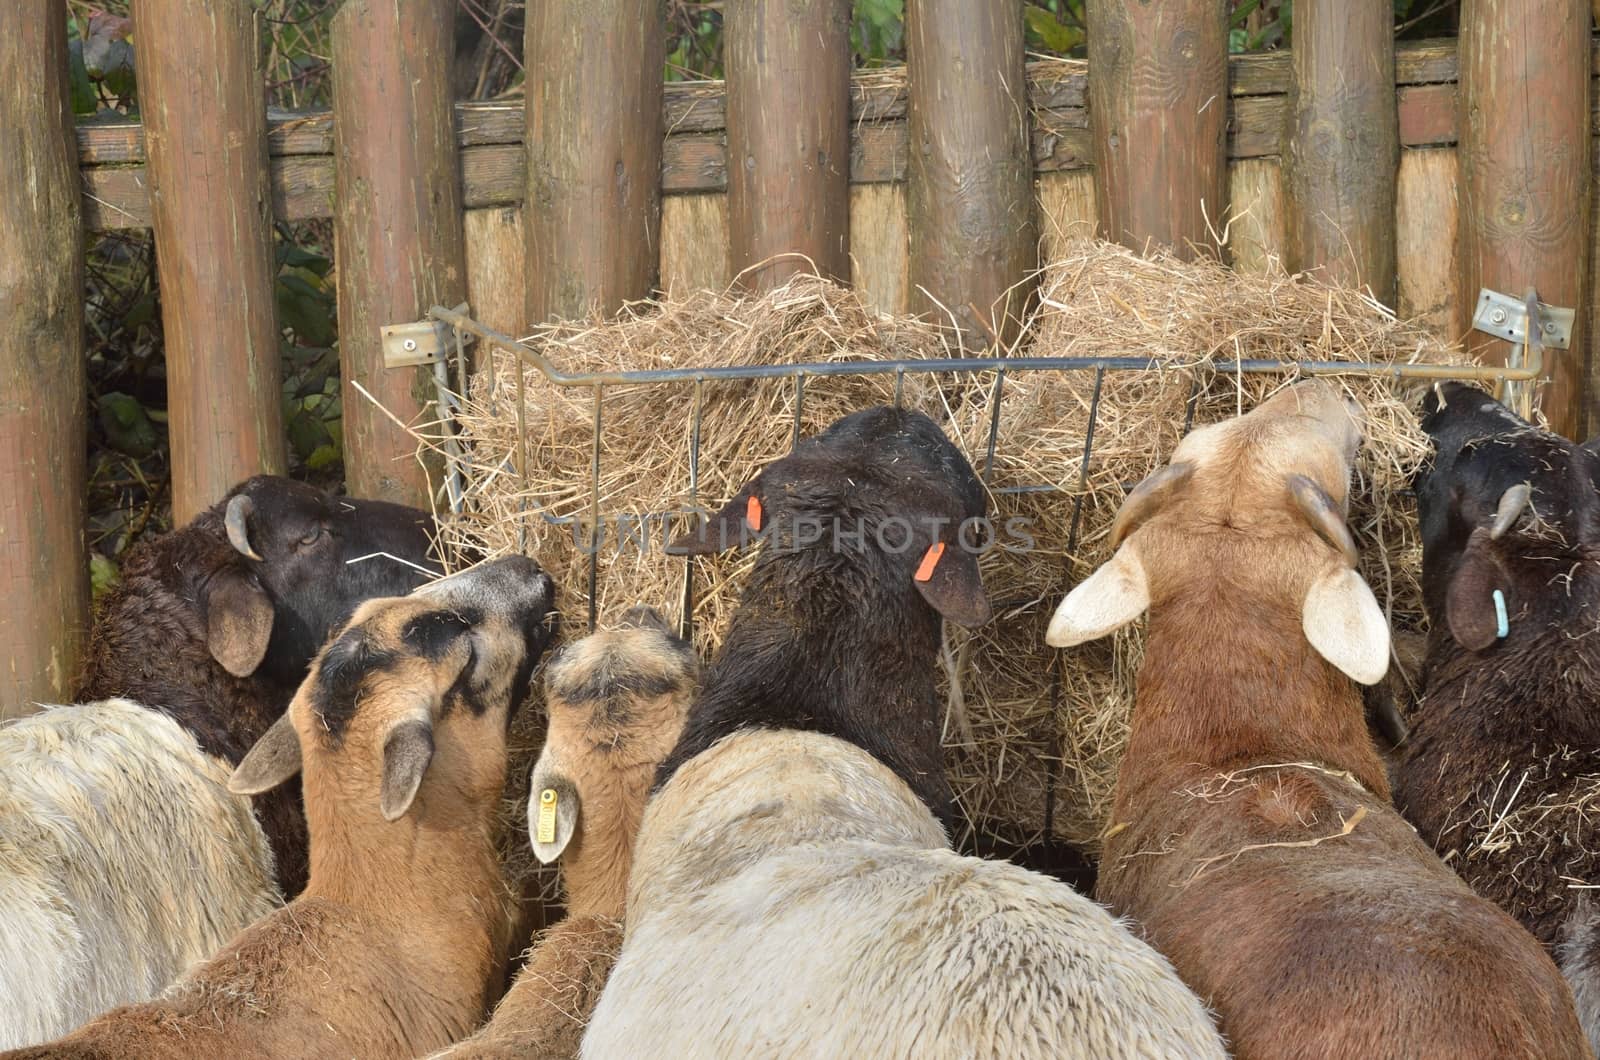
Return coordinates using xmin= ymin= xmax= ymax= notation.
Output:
xmin=1493 ymin=589 xmax=1510 ymax=640
xmin=536 ymin=788 xmax=559 ymax=844
xmin=746 ymin=496 xmax=763 ymax=531
xmin=914 ymin=541 xmax=945 ymax=583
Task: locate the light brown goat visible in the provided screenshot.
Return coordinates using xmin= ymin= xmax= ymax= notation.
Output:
xmin=6 ymin=557 xmax=557 ymax=1060
xmin=1047 ymin=382 xmax=1589 ymax=1059
xmin=438 ymin=605 xmax=696 ymax=1060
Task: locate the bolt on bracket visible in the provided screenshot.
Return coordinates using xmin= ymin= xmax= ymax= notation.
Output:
xmin=381 ymin=317 xmax=475 ymax=368
xmin=1471 ymin=288 xmax=1574 ymax=350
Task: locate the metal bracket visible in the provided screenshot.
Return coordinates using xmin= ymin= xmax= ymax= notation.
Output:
xmin=1471 ymin=288 xmax=1574 ymax=350
xmin=381 ymin=319 xmax=458 ymax=367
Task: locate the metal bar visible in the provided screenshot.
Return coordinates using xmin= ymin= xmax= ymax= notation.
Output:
xmin=588 ymin=384 xmax=603 ymax=633
xmin=793 ymin=373 xmax=806 ymax=448
xmin=981 ymin=367 xmax=1006 ymax=485
xmin=680 ymin=380 xmax=704 ymax=642
xmin=894 ymin=367 xmax=905 ymax=408
xmin=515 ymin=346 xmax=529 ymax=553
xmin=1182 ymin=376 xmax=1202 ymax=435
xmin=427 ymin=305 xmax=1543 ymax=388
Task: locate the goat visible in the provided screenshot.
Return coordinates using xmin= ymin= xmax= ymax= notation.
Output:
xmin=1395 ymin=381 xmax=1600 ymax=1050
xmin=1047 ymin=381 xmax=1589 ymax=1058
xmin=438 ymin=605 xmax=695 ymax=1059
xmin=583 ymin=405 xmax=1227 ymax=1059
xmin=6 ymin=555 xmax=558 ymax=1060
xmin=0 ymin=476 xmax=439 ymax=1050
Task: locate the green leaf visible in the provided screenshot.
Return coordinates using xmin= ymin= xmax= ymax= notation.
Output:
xmin=1024 ymin=6 xmax=1082 ymax=54
xmin=67 ymin=39 xmax=98 ymax=116
xmin=89 ymin=553 xmax=121 ymax=602
xmin=306 ymin=443 xmax=341 ymax=472
xmin=96 ymin=392 xmax=158 ymax=457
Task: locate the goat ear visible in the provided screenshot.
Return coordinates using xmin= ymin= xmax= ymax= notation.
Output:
xmin=1444 ymin=531 xmax=1508 ymax=652
xmin=912 ymin=543 xmax=991 ymax=628
xmin=669 ymin=480 xmax=762 ymax=555
xmin=205 ymin=569 xmax=275 ymax=678
xmin=380 ymin=719 xmax=435 ymax=821
xmin=1111 ymin=462 xmax=1194 ymax=547
xmin=527 ymin=751 xmax=581 ymax=863
xmin=1302 ymin=566 xmax=1390 ymax=685
xmin=1046 ymin=542 xmax=1149 ymax=648
xmin=229 ymin=712 xmax=303 ymax=795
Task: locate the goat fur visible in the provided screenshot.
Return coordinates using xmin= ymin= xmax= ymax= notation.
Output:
xmin=0 ymin=701 xmax=279 ymax=1050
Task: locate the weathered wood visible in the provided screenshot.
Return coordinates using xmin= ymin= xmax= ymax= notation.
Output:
xmin=0 ymin=1 xmax=88 ymax=715
xmin=906 ymin=0 xmax=1036 ymax=345
xmin=464 ymin=206 xmax=526 ymax=359
xmin=1397 ymin=148 xmax=1460 ymax=338
xmin=1227 ymin=159 xmax=1286 ymax=275
xmin=1036 ymin=170 xmax=1098 ymax=266
xmin=659 ymin=193 xmax=731 ymax=297
xmin=1283 ymin=0 xmax=1398 ymax=301
xmin=1090 ymin=0 xmax=1229 ymax=258
xmin=1458 ymin=0 xmax=1591 ymax=436
xmin=726 ymin=0 xmax=851 ymax=288
xmin=131 ymin=0 xmax=285 ymax=522
xmin=82 ymin=42 xmax=1578 ymax=232
xmin=525 ymin=0 xmax=664 ymax=321
xmin=850 ymin=183 xmax=910 ymax=315
xmin=331 ymin=0 xmax=463 ymax=505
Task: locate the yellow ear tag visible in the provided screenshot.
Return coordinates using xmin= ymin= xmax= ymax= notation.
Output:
xmin=536 ymin=788 xmax=559 ymax=844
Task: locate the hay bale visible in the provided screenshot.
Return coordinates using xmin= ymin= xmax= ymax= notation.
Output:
xmin=432 ymin=240 xmax=1468 ymax=900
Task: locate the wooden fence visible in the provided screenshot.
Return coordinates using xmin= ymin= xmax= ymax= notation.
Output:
xmin=2 ymin=0 xmax=1593 ymax=715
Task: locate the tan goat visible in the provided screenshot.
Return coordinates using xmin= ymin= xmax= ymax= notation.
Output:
xmin=6 ymin=556 xmax=557 ymax=1060
xmin=1047 ymin=381 xmax=1590 ymax=1059
xmin=438 ymin=604 xmax=696 ymax=1060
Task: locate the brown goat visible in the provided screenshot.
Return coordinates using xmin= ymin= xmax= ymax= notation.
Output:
xmin=7 ymin=557 xmax=557 ymax=1060
xmin=1047 ymin=382 xmax=1589 ymax=1059
xmin=437 ymin=605 xmax=696 ymax=1060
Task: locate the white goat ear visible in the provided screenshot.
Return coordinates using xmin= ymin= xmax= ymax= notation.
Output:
xmin=229 ymin=712 xmax=302 ymax=795
xmin=1302 ymin=566 xmax=1390 ymax=685
xmin=380 ymin=719 xmax=435 ymax=821
xmin=528 ymin=754 xmax=580 ymax=863
xmin=1046 ymin=543 xmax=1149 ymax=648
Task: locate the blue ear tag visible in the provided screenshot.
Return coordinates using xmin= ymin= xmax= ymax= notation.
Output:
xmin=1492 ymin=589 xmax=1510 ymax=640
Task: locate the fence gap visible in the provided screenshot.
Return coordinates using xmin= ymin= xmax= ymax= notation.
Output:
xmin=1284 ymin=0 xmax=1398 ymax=304
xmin=331 ymin=0 xmax=463 ymax=505
xmin=726 ymin=0 xmax=851 ymax=290
xmin=1458 ymin=0 xmax=1591 ymax=437
xmin=132 ymin=0 xmax=286 ymax=521
xmin=1089 ymin=0 xmax=1228 ymax=260
xmin=0 ymin=3 xmax=88 ymax=716
xmin=526 ymin=0 xmax=665 ymax=322
xmin=906 ymin=0 xmax=1036 ymax=348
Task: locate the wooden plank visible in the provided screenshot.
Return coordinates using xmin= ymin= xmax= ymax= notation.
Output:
xmin=132 ymin=0 xmax=286 ymax=522
xmin=906 ymin=0 xmax=1036 ymax=344
xmin=726 ymin=0 xmax=851 ymax=288
xmin=1036 ymin=169 xmax=1098 ymax=266
xmin=1458 ymin=0 xmax=1591 ymax=437
xmin=331 ymin=0 xmax=462 ymax=505
xmin=849 ymin=182 xmax=909 ymax=315
xmin=526 ymin=0 xmax=664 ymax=321
xmin=1091 ymin=0 xmax=1230 ymax=259
xmin=1396 ymin=148 xmax=1460 ymax=338
xmin=1283 ymin=0 xmax=1399 ymax=302
xmin=464 ymin=206 xmax=526 ymax=350
xmin=1227 ymin=158 xmax=1285 ymax=275
xmin=660 ymin=192 xmax=731 ymax=296
xmin=0 ymin=0 xmax=88 ymax=714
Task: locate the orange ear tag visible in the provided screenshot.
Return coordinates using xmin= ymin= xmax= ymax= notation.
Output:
xmin=914 ymin=541 xmax=945 ymax=582
xmin=746 ymin=496 xmax=763 ymax=531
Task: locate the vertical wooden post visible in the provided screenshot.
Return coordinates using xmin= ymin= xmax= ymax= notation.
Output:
xmin=1458 ymin=0 xmax=1590 ymax=437
xmin=0 ymin=1 xmax=89 ymax=714
xmin=331 ymin=0 xmax=465 ymax=505
xmin=1283 ymin=0 xmax=1398 ymax=303
xmin=906 ymin=0 xmax=1036 ymax=346
xmin=726 ymin=0 xmax=851 ymax=290
xmin=131 ymin=0 xmax=285 ymax=522
xmin=1089 ymin=0 xmax=1228 ymax=259
xmin=525 ymin=0 xmax=665 ymax=321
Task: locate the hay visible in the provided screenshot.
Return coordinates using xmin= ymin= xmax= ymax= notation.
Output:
xmin=429 ymin=239 xmax=1469 ymax=896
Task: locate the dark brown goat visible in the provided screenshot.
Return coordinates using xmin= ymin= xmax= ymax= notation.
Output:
xmin=1048 ymin=382 xmax=1589 ymax=1059
xmin=76 ymin=475 xmax=441 ymax=893
xmin=1397 ymin=382 xmax=1600 ymax=1049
